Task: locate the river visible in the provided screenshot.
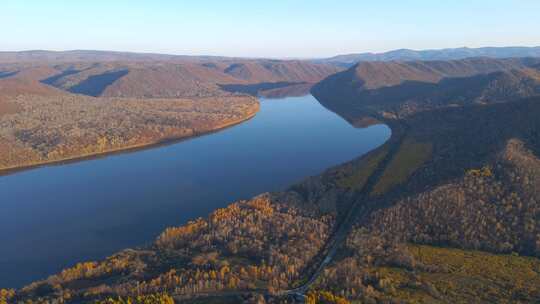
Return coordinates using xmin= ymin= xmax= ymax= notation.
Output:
xmin=0 ymin=94 xmax=390 ymax=288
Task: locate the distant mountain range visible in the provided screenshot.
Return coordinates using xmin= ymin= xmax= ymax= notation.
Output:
xmin=315 ymin=46 xmax=540 ymax=67
xmin=0 ymin=50 xmax=241 ymax=63
xmin=3 ymin=46 xmax=540 ymax=66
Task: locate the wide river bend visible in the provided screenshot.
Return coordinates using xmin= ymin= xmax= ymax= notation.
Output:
xmin=0 ymin=94 xmax=390 ymax=288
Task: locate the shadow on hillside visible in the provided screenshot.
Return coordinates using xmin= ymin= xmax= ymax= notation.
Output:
xmin=313 ymin=78 xmax=540 ymax=203
xmin=0 ymin=71 xmax=19 ymax=79
xmin=69 ymin=69 xmax=129 ymax=97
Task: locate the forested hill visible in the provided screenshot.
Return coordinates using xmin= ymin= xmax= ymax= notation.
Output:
xmin=306 ymin=57 xmax=540 ymax=302
xmin=311 ymin=57 xmax=540 ymax=121
xmin=0 ymin=52 xmax=342 ymax=98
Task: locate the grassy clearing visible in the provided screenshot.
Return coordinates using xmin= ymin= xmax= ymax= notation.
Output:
xmin=371 ymin=137 xmax=432 ymax=196
xmin=336 ymin=146 xmax=389 ymax=191
xmin=377 ymin=245 xmax=540 ymax=303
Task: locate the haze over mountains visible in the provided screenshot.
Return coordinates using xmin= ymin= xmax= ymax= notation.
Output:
xmin=3 ymin=45 xmax=540 ymax=65
xmin=0 ymin=50 xmax=223 ymax=63
xmin=315 ymin=46 xmax=540 ymax=67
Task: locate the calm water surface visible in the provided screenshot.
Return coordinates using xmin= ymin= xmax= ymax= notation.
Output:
xmin=0 ymin=95 xmax=390 ymax=288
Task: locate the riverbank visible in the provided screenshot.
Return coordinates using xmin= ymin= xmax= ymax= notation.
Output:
xmin=1 ymin=95 xmax=390 ymax=289
xmin=0 ymin=96 xmax=259 ymax=176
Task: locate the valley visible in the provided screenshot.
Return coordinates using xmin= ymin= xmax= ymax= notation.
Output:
xmin=2 ymin=51 xmax=540 ymax=304
xmin=3 ymin=0 xmax=540 ymax=302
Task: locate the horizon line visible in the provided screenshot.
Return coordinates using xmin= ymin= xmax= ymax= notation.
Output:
xmin=1 ymin=45 xmax=540 ymax=61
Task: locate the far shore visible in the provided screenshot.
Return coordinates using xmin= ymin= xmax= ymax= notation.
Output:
xmin=0 ymin=107 xmax=259 ymax=177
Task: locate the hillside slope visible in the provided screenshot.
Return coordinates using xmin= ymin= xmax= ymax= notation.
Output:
xmin=306 ymin=98 xmax=540 ymax=303
xmin=1 ymin=55 xmax=342 ymax=99
xmin=306 ymin=57 xmax=540 ymax=303
xmin=312 ymin=57 xmax=540 ymax=120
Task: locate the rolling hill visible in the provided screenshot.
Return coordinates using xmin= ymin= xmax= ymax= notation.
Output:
xmin=312 ymin=57 xmax=540 ymax=121
xmin=33 ymin=59 xmax=341 ymax=98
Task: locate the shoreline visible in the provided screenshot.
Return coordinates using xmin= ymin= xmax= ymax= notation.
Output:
xmin=0 ymin=107 xmax=259 ymax=177
xmin=2 ymin=94 xmax=392 ymax=291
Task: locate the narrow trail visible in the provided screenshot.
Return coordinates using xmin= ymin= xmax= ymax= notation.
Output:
xmin=278 ymin=122 xmax=407 ymax=297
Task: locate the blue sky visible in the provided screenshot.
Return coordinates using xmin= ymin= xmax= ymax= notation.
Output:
xmin=2 ymin=0 xmax=539 ymax=58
